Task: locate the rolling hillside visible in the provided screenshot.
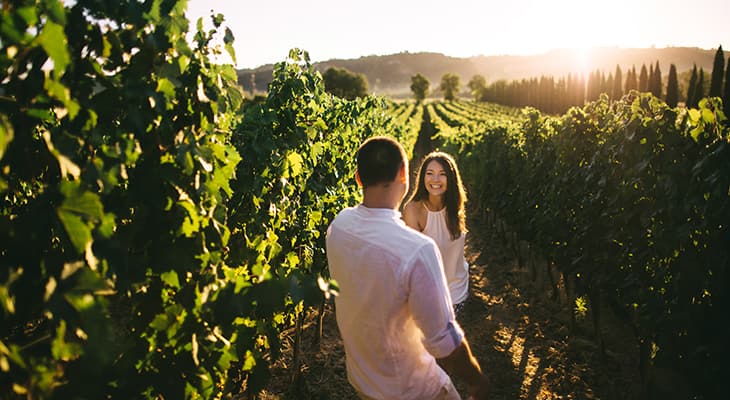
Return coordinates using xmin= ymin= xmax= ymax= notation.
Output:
xmin=237 ymin=47 xmax=719 ymax=97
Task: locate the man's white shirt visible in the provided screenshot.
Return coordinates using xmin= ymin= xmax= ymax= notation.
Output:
xmin=326 ymin=205 xmax=464 ymax=400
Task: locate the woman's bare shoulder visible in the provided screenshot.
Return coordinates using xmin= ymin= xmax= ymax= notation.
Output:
xmin=402 ymin=200 xmax=426 ymax=230
xmin=403 ymin=200 xmax=422 ymax=214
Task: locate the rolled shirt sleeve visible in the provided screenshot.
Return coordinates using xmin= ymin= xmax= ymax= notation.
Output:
xmin=406 ymin=242 xmax=465 ymax=359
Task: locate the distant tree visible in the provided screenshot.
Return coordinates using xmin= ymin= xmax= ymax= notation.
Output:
xmin=440 ymin=73 xmax=461 ymax=101
xmin=556 ymin=76 xmax=568 ymax=112
xmin=687 ymin=64 xmax=698 ymax=107
xmin=652 ymin=61 xmax=662 ymax=98
xmin=576 ymin=74 xmax=586 ymax=104
xmin=606 ymin=73 xmax=614 ymax=100
xmin=626 ymin=66 xmax=638 ymax=91
xmin=724 ymin=57 xmax=730 ymax=117
xmin=322 ymin=67 xmax=369 ymax=100
xmin=693 ymin=67 xmax=706 ymax=107
xmin=587 ymin=70 xmax=602 ymax=101
xmin=565 ymin=74 xmax=574 ymax=106
xmin=467 ymin=74 xmax=488 ymax=100
xmin=410 ymin=73 xmax=430 ymax=101
xmin=595 ymin=71 xmax=606 ymax=99
xmin=649 ymin=63 xmax=655 ymax=92
xmin=666 ymin=64 xmax=679 ymax=108
xmin=613 ymin=65 xmax=623 ymax=99
xmin=710 ymin=45 xmax=725 ymax=97
xmin=639 ymin=64 xmax=649 ymax=92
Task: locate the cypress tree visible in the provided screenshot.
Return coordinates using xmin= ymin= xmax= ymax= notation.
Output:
xmin=639 ymin=64 xmax=649 ymax=92
xmin=590 ymin=70 xmax=598 ymax=100
xmin=548 ymin=76 xmax=556 ymax=113
xmin=666 ymin=64 xmax=679 ymax=108
xmin=591 ymin=70 xmax=601 ymax=100
xmin=687 ymin=64 xmax=697 ymax=107
xmin=613 ymin=65 xmax=623 ymax=99
xmin=693 ymin=67 xmax=706 ymax=107
xmin=537 ymin=75 xmax=550 ymax=112
xmin=570 ymin=73 xmax=583 ymax=107
xmin=606 ymin=73 xmax=614 ymax=100
xmin=586 ymin=71 xmax=594 ymax=101
xmin=724 ymin=57 xmax=730 ymax=117
xmin=649 ymin=63 xmax=655 ymax=92
xmin=560 ymin=76 xmax=568 ymax=112
xmin=710 ymin=45 xmax=725 ymax=97
xmin=653 ymin=61 xmax=662 ymax=98
xmin=556 ymin=76 xmax=565 ymax=112
xmin=626 ymin=66 xmax=638 ymax=91
xmin=626 ymin=67 xmax=639 ymax=92
xmin=601 ymin=71 xmax=609 ymax=97
xmin=576 ymin=74 xmax=586 ymax=105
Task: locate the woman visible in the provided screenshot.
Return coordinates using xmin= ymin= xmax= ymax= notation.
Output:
xmin=403 ymin=151 xmax=469 ymax=315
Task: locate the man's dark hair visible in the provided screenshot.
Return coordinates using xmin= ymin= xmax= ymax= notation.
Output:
xmin=356 ymin=136 xmax=406 ymax=187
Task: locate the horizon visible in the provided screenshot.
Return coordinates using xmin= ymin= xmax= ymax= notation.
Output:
xmin=186 ymin=0 xmax=730 ymax=70
xmin=234 ymin=45 xmax=722 ymax=71
xmin=233 ymin=46 xmax=721 ymax=96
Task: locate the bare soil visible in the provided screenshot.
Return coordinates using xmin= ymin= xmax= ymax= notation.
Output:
xmin=253 ymin=218 xmax=643 ymax=400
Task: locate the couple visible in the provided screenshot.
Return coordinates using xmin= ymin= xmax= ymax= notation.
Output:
xmin=326 ymin=136 xmax=488 ymax=400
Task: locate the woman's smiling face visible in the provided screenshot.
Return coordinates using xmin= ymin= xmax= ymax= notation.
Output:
xmin=424 ymin=160 xmax=447 ymax=197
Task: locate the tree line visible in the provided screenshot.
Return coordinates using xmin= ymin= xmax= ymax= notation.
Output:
xmin=320 ymin=66 xmax=464 ymax=102
xmin=394 ymin=46 xmax=730 ymax=116
xmin=474 ymin=45 xmax=730 ymax=114
xmin=322 ymin=48 xmax=730 ymax=117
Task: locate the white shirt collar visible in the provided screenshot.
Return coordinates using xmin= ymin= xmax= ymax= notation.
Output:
xmin=356 ymin=204 xmax=402 ymax=220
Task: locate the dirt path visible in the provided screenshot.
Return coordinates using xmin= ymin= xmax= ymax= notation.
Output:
xmin=256 ymin=215 xmax=641 ymax=399
xmin=452 ymin=222 xmax=640 ymax=400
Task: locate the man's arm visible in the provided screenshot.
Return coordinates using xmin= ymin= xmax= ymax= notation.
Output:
xmin=406 ymin=244 xmax=488 ymax=398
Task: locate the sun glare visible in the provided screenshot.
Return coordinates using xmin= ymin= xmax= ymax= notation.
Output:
xmin=573 ymin=47 xmax=593 ymax=75
xmin=185 ymin=0 xmax=730 ymax=69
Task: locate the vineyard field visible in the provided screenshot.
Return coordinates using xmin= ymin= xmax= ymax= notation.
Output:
xmin=1 ymin=2 xmax=729 ymax=399
xmin=256 ymin=93 xmax=730 ymax=399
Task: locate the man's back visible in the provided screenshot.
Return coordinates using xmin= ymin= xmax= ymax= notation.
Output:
xmin=326 ymin=205 xmax=463 ymax=400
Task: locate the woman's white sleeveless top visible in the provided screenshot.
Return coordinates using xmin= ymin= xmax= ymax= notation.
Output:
xmin=422 ymin=205 xmax=469 ymax=304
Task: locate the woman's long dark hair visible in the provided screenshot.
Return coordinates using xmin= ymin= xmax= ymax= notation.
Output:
xmin=407 ymin=152 xmax=467 ymax=240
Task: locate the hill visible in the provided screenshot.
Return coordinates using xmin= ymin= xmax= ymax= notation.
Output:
xmin=237 ymin=47 xmax=719 ymax=97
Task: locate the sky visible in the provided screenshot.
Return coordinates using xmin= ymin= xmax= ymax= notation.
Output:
xmin=186 ymin=0 xmax=730 ymax=69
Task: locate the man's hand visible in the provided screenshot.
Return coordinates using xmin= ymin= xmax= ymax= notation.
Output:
xmin=437 ymin=339 xmax=488 ymax=399
xmin=466 ymin=373 xmax=489 ymax=400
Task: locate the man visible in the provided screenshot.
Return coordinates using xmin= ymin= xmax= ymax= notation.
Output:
xmin=326 ymin=136 xmax=489 ymax=400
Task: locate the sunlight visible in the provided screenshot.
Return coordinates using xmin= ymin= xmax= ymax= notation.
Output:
xmin=572 ymin=47 xmax=594 ymax=75
xmin=493 ymin=325 xmax=527 ymax=369
xmin=520 ymin=349 xmax=542 ymax=397
xmin=472 ymin=289 xmax=504 ymax=306
xmin=507 ymin=0 xmax=611 ymax=63
xmin=185 ymin=0 xmax=730 ymax=69
xmin=508 ymin=332 xmax=525 ymax=368
xmin=494 ymin=323 xmax=544 ymax=397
